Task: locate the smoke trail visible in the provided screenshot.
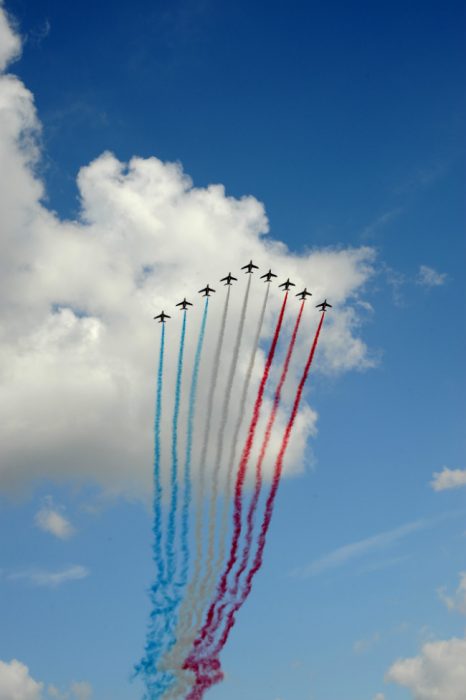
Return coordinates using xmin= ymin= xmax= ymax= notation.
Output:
xmin=198 ymin=282 xmax=271 ymax=655
xmin=166 ymin=310 xmax=187 ymax=583
xmin=208 ymin=300 xmax=305 ymax=638
xmin=161 ymin=287 xmax=231 ymax=697
xmin=153 ymin=322 xmax=166 ymax=583
xmin=186 ymin=292 xmax=288 ymax=669
xmin=156 ymin=300 xmax=209 ymax=694
xmin=193 ymin=275 xmax=252 ymax=642
xmin=135 ymin=323 xmax=174 ymax=697
xmin=180 ymin=299 xmax=209 ymax=586
xmin=219 ymin=282 xmax=270 ymax=553
xmin=232 ymin=300 xmax=305 ymax=596
xmin=184 ymin=312 xmax=326 ymax=699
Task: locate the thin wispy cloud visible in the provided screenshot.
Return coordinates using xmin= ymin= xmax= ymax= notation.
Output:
xmin=35 ymin=497 xmax=75 ymax=539
xmin=291 ymin=520 xmax=427 ymax=579
xmin=395 ymin=160 xmax=451 ymax=195
xmin=8 ymin=565 xmax=89 ymax=588
xmin=358 ymin=554 xmax=411 ymax=575
xmin=417 ymin=265 xmax=447 ymax=288
xmin=438 ymin=572 xmax=466 ymax=615
xmin=353 ymin=632 xmax=380 ymax=655
xmin=361 ymin=208 xmax=403 ymax=240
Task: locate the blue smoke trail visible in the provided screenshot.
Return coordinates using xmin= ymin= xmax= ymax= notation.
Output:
xmin=154 ymin=322 xmax=166 ymax=582
xmin=136 ymin=322 xmax=175 ymax=698
xmin=154 ymin=299 xmax=210 ymax=692
xmin=166 ymin=310 xmax=187 ymax=583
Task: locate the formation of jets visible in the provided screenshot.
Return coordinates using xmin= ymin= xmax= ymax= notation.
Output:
xmin=153 ymin=260 xmax=332 ymax=322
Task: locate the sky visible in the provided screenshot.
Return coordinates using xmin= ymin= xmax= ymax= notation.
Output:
xmin=0 ymin=1 xmax=465 ymax=699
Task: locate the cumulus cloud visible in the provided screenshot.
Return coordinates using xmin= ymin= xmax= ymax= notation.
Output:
xmin=0 ymin=7 xmax=377 ymax=499
xmin=8 ymin=565 xmax=89 ymax=587
xmin=438 ymin=572 xmax=466 ymax=615
xmin=431 ymin=467 xmax=466 ymax=491
xmin=0 ymin=659 xmax=43 ymax=700
xmin=416 ymin=265 xmax=447 ymax=287
xmin=386 ymin=636 xmax=466 ymax=700
xmin=35 ymin=497 xmax=75 ymax=539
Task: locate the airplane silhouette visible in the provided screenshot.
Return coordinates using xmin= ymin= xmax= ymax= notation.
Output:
xmin=241 ymin=260 xmax=259 ymax=274
xmin=296 ymin=288 xmax=312 ymax=300
xmin=176 ymin=298 xmax=193 ymax=310
xmin=260 ymin=269 xmax=277 ymax=282
xmin=220 ymin=272 xmax=238 ymax=286
xmin=198 ymin=284 xmax=216 ymax=297
xmin=154 ymin=310 xmax=171 ymax=323
xmin=316 ymin=299 xmax=332 ymax=311
xmin=279 ymin=278 xmax=295 ymax=291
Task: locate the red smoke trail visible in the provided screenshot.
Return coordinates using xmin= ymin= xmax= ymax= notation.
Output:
xmin=214 ymin=300 xmax=305 ymax=635
xmin=184 ymin=312 xmax=326 ymax=699
xmin=188 ymin=293 xmax=288 ymax=652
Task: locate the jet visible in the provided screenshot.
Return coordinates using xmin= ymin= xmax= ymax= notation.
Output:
xmin=198 ymin=284 xmax=216 ymax=297
xmin=220 ymin=272 xmax=238 ymax=286
xmin=279 ymin=278 xmax=296 ymax=291
xmin=153 ymin=310 xmax=171 ymax=323
xmin=260 ymin=269 xmax=277 ymax=282
xmin=296 ymin=288 xmax=312 ymax=300
xmin=316 ymin=299 xmax=332 ymax=311
xmin=241 ymin=260 xmax=259 ymax=274
xmin=176 ymin=298 xmax=193 ymax=310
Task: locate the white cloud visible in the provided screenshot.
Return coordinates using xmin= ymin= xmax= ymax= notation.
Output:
xmin=373 ymin=694 xmax=385 ymax=700
xmin=0 ymin=4 xmax=21 ymax=71
xmin=35 ymin=497 xmax=75 ymax=539
xmin=0 ymin=659 xmax=43 ymax=700
xmin=0 ymin=661 xmax=92 ymax=700
xmin=292 ymin=519 xmax=426 ymax=578
xmin=0 ymin=8 xmax=377 ymax=499
xmin=417 ymin=265 xmax=447 ymax=287
xmin=438 ymin=572 xmax=466 ymax=615
xmin=8 ymin=565 xmax=89 ymax=588
xmin=431 ymin=467 xmax=466 ymax=491
xmin=386 ymin=636 xmax=466 ymax=700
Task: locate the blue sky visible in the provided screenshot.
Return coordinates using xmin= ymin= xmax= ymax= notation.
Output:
xmin=0 ymin=1 xmax=465 ymax=699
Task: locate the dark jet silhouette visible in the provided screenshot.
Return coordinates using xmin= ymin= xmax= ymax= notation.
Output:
xmin=241 ymin=260 xmax=259 ymax=274
xmin=198 ymin=284 xmax=216 ymax=297
xmin=176 ymin=298 xmax=193 ymax=310
xmin=153 ymin=310 xmax=171 ymax=323
xmin=316 ymin=299 xmax=332 ymax=311
xmin=220 ymin=272 xmax=238 ymax=286
xmin=296 ymin=288 xmax=312 ymax=300
xmin=260 ymin=269 xmax=277 ymax=282
xmin=279 ymin=278 xmax=296 ymax=291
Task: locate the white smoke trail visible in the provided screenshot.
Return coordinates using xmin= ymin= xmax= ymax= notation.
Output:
xmin=213 ymin=282 xmax=270 ymax=590
xmin=192 ymin=274 xmax=252 ymax=646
